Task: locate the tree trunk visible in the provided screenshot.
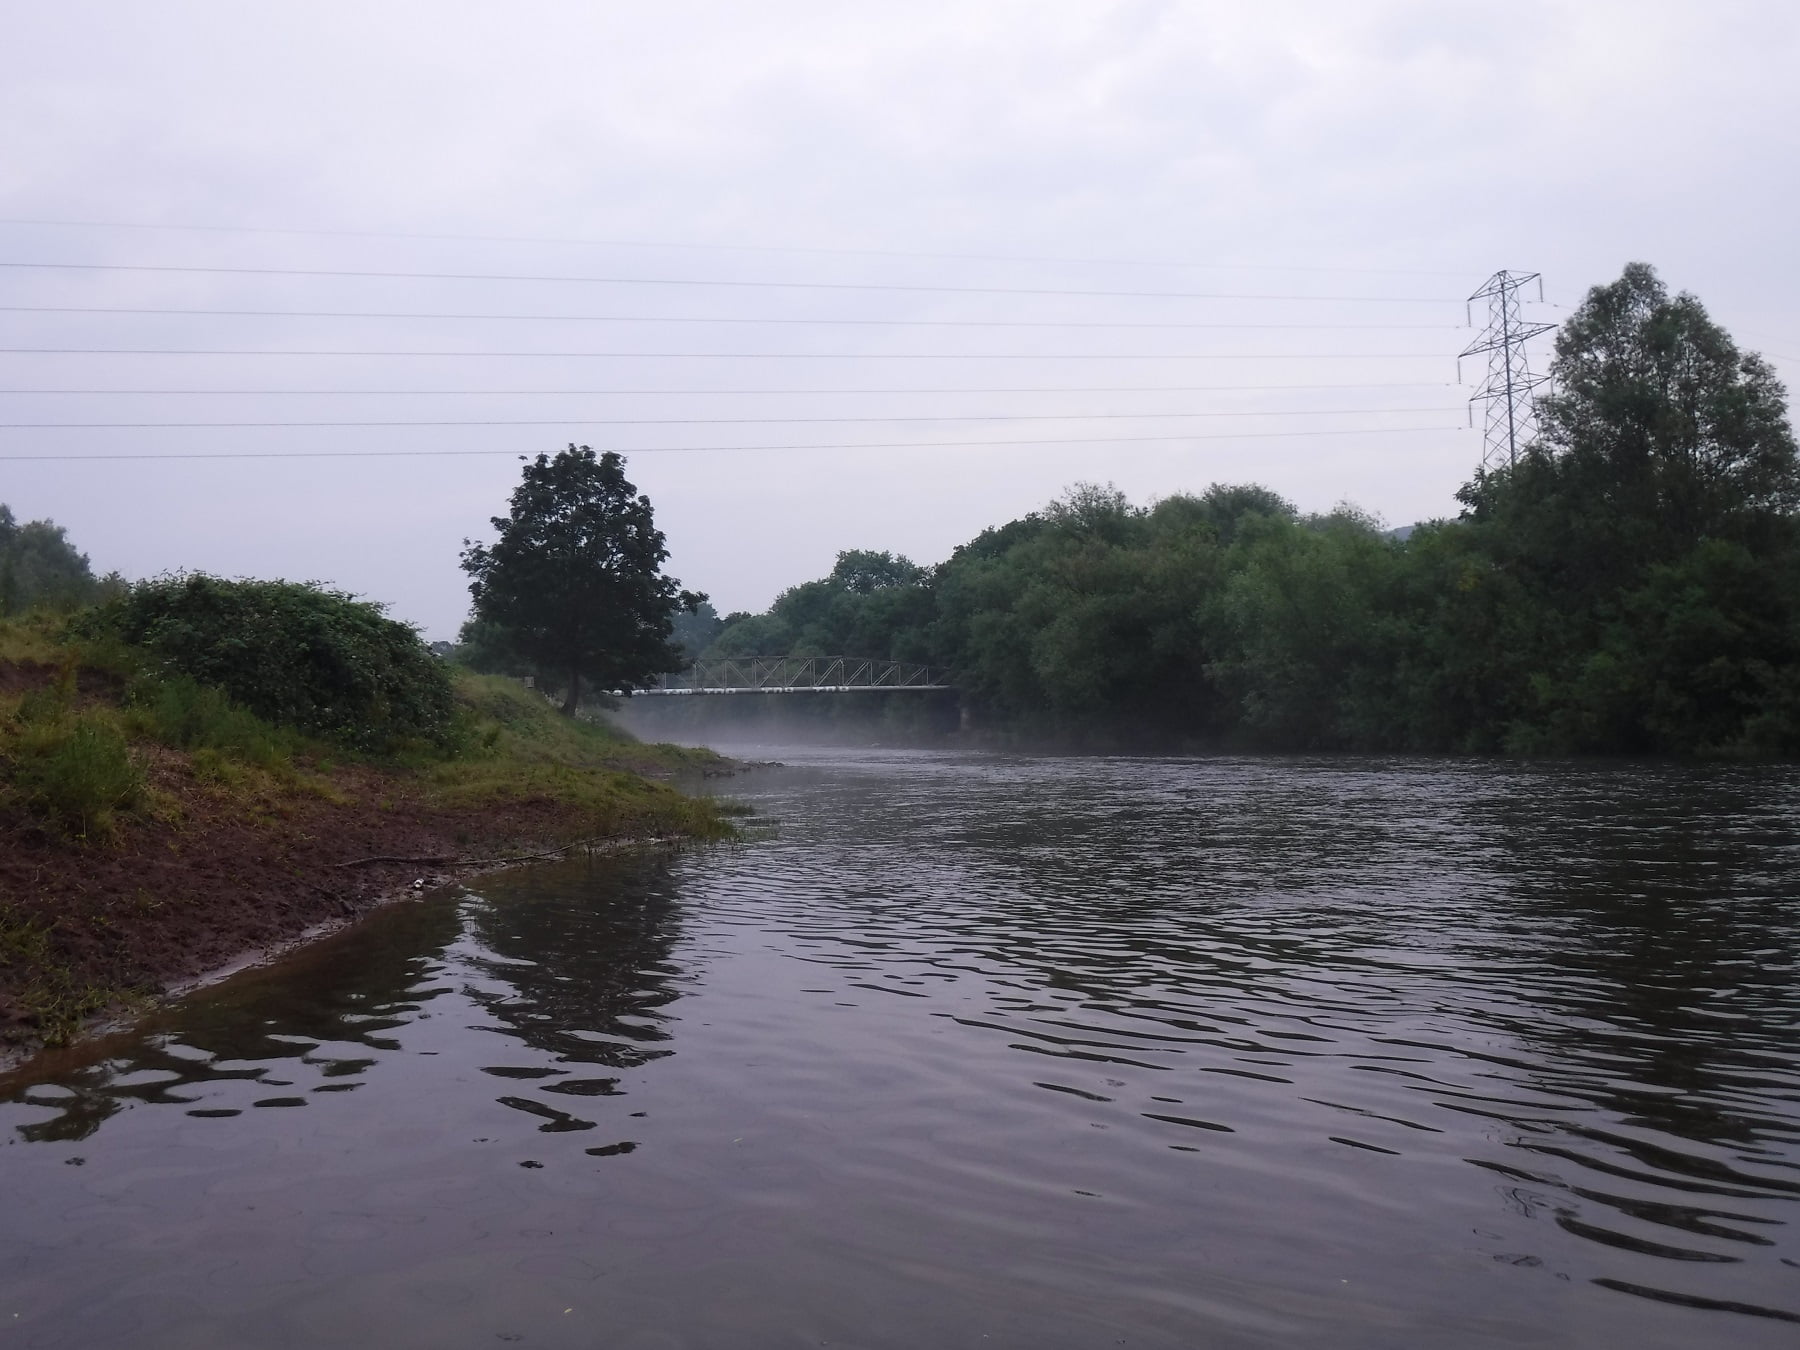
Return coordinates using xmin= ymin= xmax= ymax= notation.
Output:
xmin=562 ymin=663 xmax=581 ymax=716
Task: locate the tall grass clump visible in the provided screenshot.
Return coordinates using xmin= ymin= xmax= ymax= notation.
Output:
xmin=16 ymin=719 xmax=143 ymax=839
xmin=5 ymin=672 xmax=143 ymax=839
xmin=133 ymin=675 xmax=294 ymax=768
xmin=87 ymin=574 xmax=457 ymax=752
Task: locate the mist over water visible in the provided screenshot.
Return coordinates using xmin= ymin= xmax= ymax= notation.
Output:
xmin=609 ymin=689 xmax=964 ymax=748
xmin=4 ymin=749 xmax=1799 ymax=1348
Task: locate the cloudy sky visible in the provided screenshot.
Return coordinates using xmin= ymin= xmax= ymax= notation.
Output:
xmin=2 ymin=1 xmax=1795 ymax=636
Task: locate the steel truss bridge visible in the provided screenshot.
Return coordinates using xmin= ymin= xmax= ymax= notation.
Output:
xmin=637 ymin=656 xmax=954 ymax=695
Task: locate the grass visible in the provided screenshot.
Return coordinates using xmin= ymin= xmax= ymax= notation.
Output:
xmin=2 ymin=615 xmax=739 ymax=846
xmin=12 ymin=716 xmax=145 ymax=840
xmin=129 ymin=675 xmax=297 ymax=768
xmin=0 ymin=615 xmax=64 ymax=666
xmin=2 ymin=656 xmax=144 ymax=841
xmin=423 ymin=673 xmax=736 ymax=838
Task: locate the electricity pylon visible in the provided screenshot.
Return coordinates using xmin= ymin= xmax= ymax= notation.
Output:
xmin=1460 ymin=271 xmax=1554 ymax=471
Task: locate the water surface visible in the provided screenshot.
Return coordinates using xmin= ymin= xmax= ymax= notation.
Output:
xmin=4 ymin=750 xmax=1799 ymax=1348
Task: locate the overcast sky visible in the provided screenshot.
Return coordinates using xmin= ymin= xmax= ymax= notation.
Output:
xmin=2 ymin=1 xmax=1795 ymax=637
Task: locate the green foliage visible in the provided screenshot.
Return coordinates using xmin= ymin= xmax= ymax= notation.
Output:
xmin=695 ymin=266 xmax=1800 ymax=757
xmin=131 ymin=675 xmax=295 ymax=768
xmin=0 ymin=504 xmax=111 ymax=616
xmin=1206 ymin=508 xmax=1399 ymax=748
xmin=434 ymin=670 xmax=731 ymax=820
xmin=89 ymin=574 xmax=457 ymax=751
xmin=451 ymin=615 xmax=540 ymax=678
xmin=669 ymin=600 xmax=723 ymax=665
xmin=6 ymin=695 xmax=144 ymax=839
xmin=709 ymin=547 xmax=936 ymax=665
xmin=461 ymin=445 xmax=702 ymax=712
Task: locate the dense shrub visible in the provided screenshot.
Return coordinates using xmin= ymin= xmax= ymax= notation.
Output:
xmin=92 ymin=575 xmax=456 ymax=751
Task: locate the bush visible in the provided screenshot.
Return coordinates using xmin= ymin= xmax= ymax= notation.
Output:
xmin=89 ymin=575 xmax=457 ymax=752
xmin=11 ymin=714 xmax=143 ymax=839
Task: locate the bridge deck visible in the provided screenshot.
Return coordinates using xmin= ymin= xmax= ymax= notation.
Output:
xmin=637 ymin=655 xmax=955 ymax=695
xmin=635 ymin=683 xmax=955 ymax=696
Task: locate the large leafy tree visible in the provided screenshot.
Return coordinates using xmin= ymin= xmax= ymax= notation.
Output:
xmin=1463 ymin=263 xmax=1797 ymax=587
xmin=1542 ymin=262 xmax=1797 ymax=536
xmin=460 ymin=445 xmax=702 ymax=713
xmin=1454 ymin=263 xmax=1800 ymax=752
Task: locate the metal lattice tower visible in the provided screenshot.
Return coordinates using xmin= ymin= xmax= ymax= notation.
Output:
xmin=1459 ymin=270 xmax=1554 ymax=471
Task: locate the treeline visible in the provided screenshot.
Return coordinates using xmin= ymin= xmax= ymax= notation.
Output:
xmin=0 ymin=506 xmax=120 ymax=616
xmin=701 ymin=264 xmax=1800 ymax=756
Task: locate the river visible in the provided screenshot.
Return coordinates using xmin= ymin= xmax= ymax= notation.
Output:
xmin=3 ymin=749 xmax=1798 ymax=1348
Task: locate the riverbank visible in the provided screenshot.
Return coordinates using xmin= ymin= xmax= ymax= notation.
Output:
xmin=1 ymin=645 xmax=737 ymax=1057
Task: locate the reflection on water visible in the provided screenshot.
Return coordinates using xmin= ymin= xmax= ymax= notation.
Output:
xmin=3 ymin=752 xmax=1799 ymax=1349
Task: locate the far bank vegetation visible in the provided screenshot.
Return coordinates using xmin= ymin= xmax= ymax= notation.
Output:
xmin=669 ymin=264 xmax=1800 ymax=757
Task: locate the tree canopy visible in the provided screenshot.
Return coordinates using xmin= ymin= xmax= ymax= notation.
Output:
xmin=0 ymin=505 xmax=106 ymax=616
xmin=460 ymin=445 xmax=701 ymax=713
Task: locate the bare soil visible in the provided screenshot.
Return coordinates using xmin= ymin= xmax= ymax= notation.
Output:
xmin=0 ymin=659 xmax=713 ymax=1056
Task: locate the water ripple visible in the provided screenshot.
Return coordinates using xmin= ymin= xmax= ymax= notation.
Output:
xmin=2 ymin=750 xmax=1797 ymax=1347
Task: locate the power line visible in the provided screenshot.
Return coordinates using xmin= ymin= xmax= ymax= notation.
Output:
xmin=0 ymin=423 xmax=1468 ymax=462
xmin=0 ymin=216 xmax=1473 ymax=278
xmin=0 ymin=347 xmax=1451 ymax=359
xmin=0 ymin=381 xmax=1462 ymax=395
xmin=0 ymin=260 xmax=1459 ymax=304
xmin=0 ymin=304 xmax=1463 ymax=331
xmin=1539 ymin=297 xmax=1795 ymax=356
xmin=0 ymin=405 xmax=1460 ymax=430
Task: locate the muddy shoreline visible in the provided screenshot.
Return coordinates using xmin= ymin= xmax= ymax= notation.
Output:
xmin=0 ymin=741 xmax=735 ymax=1065
xmin=0 ymin=828 xmax=696 ymax=1079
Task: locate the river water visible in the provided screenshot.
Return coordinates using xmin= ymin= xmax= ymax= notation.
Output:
xmin=3 ymin=749 xmax=1799 ymax=1348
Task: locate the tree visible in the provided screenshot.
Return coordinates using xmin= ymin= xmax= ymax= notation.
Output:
xmin=0 ymin=504 xmax=101 ymax=615
xmin=1452 ymin=263 xmax=1800 ymax=752
xmin=1463 ymin=263 xmax=1798 ymax=585
xmin=827 ymin=549 xmax=924 ymax=595
xmin=668 ymin=599 xmax=723 ymax=665
xmin=460 ymin=445 xmax=702 ymax=714
xmin=1542 ymin=263 xmax=1797 ymax=536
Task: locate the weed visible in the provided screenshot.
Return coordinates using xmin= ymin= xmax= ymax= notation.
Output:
xmin=130 ymin=675 xmax=294 ymax=768
xmin=11 ymin=713 xmax=144 ymax=840
xmin=14 ymin=660 xmax=77 ymax=726
xmin=188 ymin=746 xmax=248 ymax=788
xmin=0 ymin=613 xmax=67 ymax=666
xmin=0 ymin=909 xmax=125 ymax=1043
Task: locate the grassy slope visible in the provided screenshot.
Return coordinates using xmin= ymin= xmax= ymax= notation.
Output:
xmin=0 ymin=616 xmax=736 ymax=1048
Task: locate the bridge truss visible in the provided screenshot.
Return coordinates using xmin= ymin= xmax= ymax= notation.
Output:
xmin=637 ymin=656 xmax=954 ymax=695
